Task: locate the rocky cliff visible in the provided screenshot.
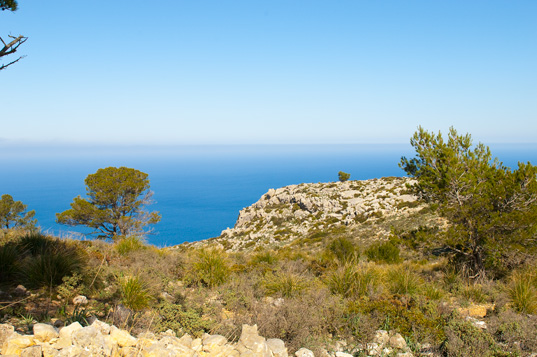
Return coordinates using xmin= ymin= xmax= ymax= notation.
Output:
xmin=188 ymin=177 xmax=436 ymax=251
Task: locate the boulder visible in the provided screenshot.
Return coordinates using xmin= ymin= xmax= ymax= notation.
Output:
xmin=55 ymin=321 xmax=83 ymax=348
xmin=202 ymin=334 xmax=227 ymax=352
xmin=177 ymin=333 xmax=193 ymax=349
xmin=235 ymin=324 xmax=271 ymax=357
xmin=0 ymin=323 xmax=15 ymax=348
xmin=110 ymin=325 xmax=137 ymax=347
xmin=3 ymin=333 xmax=35 ymax=355
xmin=92 ymin=319 xmax=112 ymax=335
xmin=72 ymin=325 xmax=105 ymax=349
xmin=33 ymin=323 xmax=59 ymax=342
xmin=42 ymin=344 xmax=61 ymax=357
xmin=266 ymin=338 xmax=287 ymax=357
xmin=21 ymin=344 xmax=43 ymax=357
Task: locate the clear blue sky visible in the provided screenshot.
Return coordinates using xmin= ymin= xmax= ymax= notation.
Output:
xmin=2 ymin=1 xmax=536 ymax=146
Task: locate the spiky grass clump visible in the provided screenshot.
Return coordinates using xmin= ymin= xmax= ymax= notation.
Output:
xmin=0 ymin=243 xmax=21 ymax=286
xmin=326 ymin=262 xmax=380 ymax=298
xmin=24 ymin=241 xmax=84 ymax=288
xmin=115 ymin=235 xmax=146 ymax=256
xmin=17 ymin=232 xmax=56 ymax=256
xmin=191 ymin=248 xmax=231 ymax=288
xmin=387 ymin=265 xmax=421 ymax=295
xmin=509 ymin=272 xmax=537 ymax=314
xmin=263 ymin=270 xmax=309 ymax=298
xmin=119 ymin=275 xmax=153 ymax=310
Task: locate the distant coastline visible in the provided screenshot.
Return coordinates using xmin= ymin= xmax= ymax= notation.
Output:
xmin=1 ymin=143 xmax=536 ymax=246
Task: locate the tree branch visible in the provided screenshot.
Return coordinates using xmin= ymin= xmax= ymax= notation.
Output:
xmin=0 ymin=34 xmax=27 ymax=71
xmin=0 ymin=54 xmax=24 ymax=71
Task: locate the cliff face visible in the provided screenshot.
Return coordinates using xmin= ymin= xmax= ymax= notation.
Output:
xmin=190 ymin=177 xmax=434 ymax=251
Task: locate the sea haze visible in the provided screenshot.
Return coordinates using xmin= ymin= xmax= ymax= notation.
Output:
xmin=0 ymin=143 xmax=536 ymax=247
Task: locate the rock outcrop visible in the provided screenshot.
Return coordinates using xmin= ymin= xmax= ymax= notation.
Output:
xmin=1 ymin=320 xmax=422 ymax=356
xmin=187 ymin=177 xmax=425 ymax=251
xmin=0 ymin=321 xmax=289 ymax=357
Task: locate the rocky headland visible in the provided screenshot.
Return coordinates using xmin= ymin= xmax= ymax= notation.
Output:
xmin=186 ymin=177 xmax=438 ymax=251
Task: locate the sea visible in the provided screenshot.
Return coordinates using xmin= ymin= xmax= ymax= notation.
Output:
xmin=1 ymin=143 xmax=536 ymax=247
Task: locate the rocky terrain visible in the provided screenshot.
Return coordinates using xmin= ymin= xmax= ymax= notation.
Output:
xmin=187 ymin=177 xmax=436 ymax=251
xmin=0 ymin=319 xmax=418 ymax=357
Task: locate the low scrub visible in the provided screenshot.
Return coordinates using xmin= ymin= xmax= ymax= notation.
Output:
xmin=365 ymin=240 xmax=401 ymax=264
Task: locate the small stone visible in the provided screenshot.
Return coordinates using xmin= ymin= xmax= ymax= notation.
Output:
xmin=465 ymin=316 xmax=488 ymax=329
xmin=335 ymin=352 xmax=353 ymax=357
xmin=236 ymin=324 xmax=271 ymax=357
xmin=295 ymin=347 xmax=315 ymax=357
xmin=14 ymin=284 xmax=29 ymax=296
xmin=72 ymin=295 xmax=88 ymax=305
xmin=113 ymin=304 xmax=133 ymax=326
xmin=373 ymin=330 xmax=389 ymax=346
xmin=388 ymin=333 xmax=407 ymax=350
xmin=396 ymin=352 xmax=414 ymax=357
xmin=160 ymin=292 xmax=175 ymax=303
xmin=52 ymin=319 xmax=64 ymax=328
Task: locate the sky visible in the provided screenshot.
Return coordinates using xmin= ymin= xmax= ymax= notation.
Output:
xmin=1 ymin=1 xmax=536 ymax=146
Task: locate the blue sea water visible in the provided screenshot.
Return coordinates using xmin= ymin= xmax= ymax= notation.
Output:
xmin=1 ymin=144 xmax=536 ymax=247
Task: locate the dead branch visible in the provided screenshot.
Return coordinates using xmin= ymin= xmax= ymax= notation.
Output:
xmin=0 ymin=34 xmax=27 ymax=71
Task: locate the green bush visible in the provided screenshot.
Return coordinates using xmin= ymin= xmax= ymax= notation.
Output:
xmin=154 ymin=301 xmax=214 ymax=337
xmin=338 ymin=171 xmax=351 ymax=182
xmin=365 ymin=241 xmax=400 ymax=264
xmin=327 ymin=237 xmax=359 ymax=263
xmin=441 ymin=319 xmax=498 ymax=356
